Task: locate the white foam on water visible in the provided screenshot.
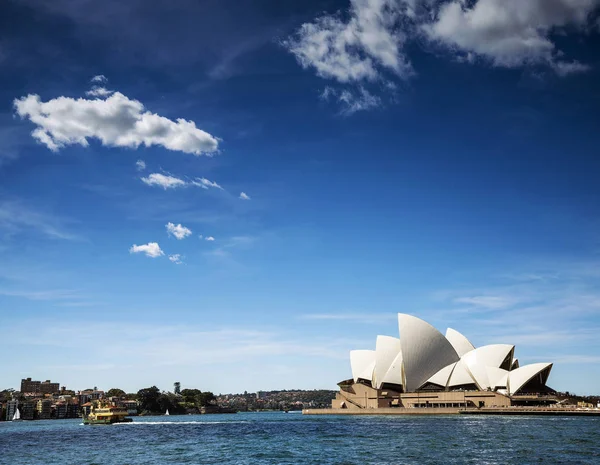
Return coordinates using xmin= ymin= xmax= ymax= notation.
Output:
xmin=114 ymin=420 xmax=249 ymax=426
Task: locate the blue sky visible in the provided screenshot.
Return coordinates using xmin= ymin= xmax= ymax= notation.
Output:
xmin=1 ymin=0 xmax=600 ymax=395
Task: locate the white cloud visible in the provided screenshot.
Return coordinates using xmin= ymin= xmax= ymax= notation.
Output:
xmin=322 ymin=86 xmax=382 ymax=115
xmin=91 ymin=74 xmax=107 ymax=83
xmin=129 ymin=242 xmax=164 ymax=258
xmin=423 ymin=0 xmax=598 ymax=73
xmin=141 ymin=173 xmax=186 ymax=189
xmin=14 ymin=91 xmax=219 ymax=155
xmin=191 ymin=177 xmax=223 ymax=190
xmin=166 ymin=222 xmax=192 ymax=240
xmin=141 ymin=173 xmax=225 ymax=192
xmin=286 ymin=0 xmax=597 ymax=111
xmin=454 ymin=295 xmax=515 ymax=310
xmin=205 ymin=236 xmax=215 ymax=241
xmin=284 ymin=0 xmax=413 ymax=84
xmin=168 ymin=254 xmax=183 ymax=264
xmin=85 ymin=86 xmax=114 ymax=97
xmin=135 ymin=159 xmax=146 ymax=171
xmin=299 ymin=313 xmax=397 ymax=323
xmin=239 ymin=192 xmax=250 ymax=200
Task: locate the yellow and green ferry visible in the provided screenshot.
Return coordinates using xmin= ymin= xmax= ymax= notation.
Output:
xmin=83 ymin=401 xmax=133 ymax=425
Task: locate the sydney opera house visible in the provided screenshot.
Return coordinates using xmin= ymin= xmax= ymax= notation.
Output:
xmin=332 ymin=314 xmax=556 ymax=410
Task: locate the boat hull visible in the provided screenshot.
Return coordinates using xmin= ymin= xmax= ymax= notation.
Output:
xmin=83 ymin=417 xmax=133 ymax=425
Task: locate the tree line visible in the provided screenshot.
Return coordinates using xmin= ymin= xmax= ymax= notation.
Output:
xmin=134 ymin=386 xmax=216 ymax=415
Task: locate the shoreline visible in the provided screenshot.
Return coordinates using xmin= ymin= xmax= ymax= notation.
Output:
xmin=303 ymin=407 xmax=600 ymax=416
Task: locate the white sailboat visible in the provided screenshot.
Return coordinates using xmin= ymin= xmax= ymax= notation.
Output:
xmin=12 ymin=408 xmax=22 ymax=421
xmin=165 ymin=409 xmax=170 ymax=416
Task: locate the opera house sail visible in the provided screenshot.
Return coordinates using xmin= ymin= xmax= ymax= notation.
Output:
xmin=332 ymin=314 xmax=555 ymax=410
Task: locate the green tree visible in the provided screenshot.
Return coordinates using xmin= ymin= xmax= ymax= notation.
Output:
xmin=137 ymin=386 xmax=161 ymax=413
xmin=198 ymin=392 xmax=216 ymax=407
xmin=106 ymin=388 xmax=126 ymax=398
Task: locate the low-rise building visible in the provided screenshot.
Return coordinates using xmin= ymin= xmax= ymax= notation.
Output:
xmin=37 ymin=399 xmax=52 ymax=420
xmin=6 ymin=400 xmax=18 ymax=421
xmin=55 ymin=402 xmax=67 ymax=419
xmin=20 ymin=401 xmax=35 ymax=420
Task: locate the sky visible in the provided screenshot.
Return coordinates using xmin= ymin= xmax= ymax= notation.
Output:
xmin=1 ymin=0 xmax=600 ymax=395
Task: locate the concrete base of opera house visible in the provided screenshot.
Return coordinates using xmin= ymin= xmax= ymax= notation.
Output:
xmin=303 ymin=407 xmax=462 ymax=415
xmin=311 ymin=381 xmax=561 ymax=415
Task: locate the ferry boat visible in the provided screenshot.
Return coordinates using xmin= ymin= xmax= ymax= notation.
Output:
xmin=83 ymin=401 xmax=133 ymax=425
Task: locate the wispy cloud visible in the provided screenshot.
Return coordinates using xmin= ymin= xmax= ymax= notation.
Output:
xmin=0 ymin=288 xmax=79 ymax=301
xmin=90 ymin=74 xmax=107 ymax=83
xmin=453 ymin=295 xmax=516 ymax=310
xmin=192 ymin=177 xmax=223 ymax=190
xmin=239 ymin=192 xmax=250 ymax=200
xmin=135 ymin=159 xmax=146 ymax=171
xmin=168 ymin=254 xmax=183 ymax=264
xmin=1 ymin=320 xmax=353 ymax=391
xmin=299 ymin=313 xmax=397 ymax=324
xmin=141 ymin=173 xmax=187 ymax=189
xmin=141 ymin=173 xmax=224 ymax=192
xmin=0 ymin=200 xmax=80 ymax=241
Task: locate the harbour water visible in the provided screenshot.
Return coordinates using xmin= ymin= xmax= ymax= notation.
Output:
xmin=1 ymin=411 xmax=599 ymax=464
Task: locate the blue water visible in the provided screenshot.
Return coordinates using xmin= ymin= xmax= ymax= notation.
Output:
xmin=1 ymin=412 xmax=600 ymax=464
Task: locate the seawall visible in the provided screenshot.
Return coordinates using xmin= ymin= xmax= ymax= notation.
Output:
xmin=303 ymin=407 xmax=600 ymax=416
xmin=303 ymin=407 xmax=459 ymax=415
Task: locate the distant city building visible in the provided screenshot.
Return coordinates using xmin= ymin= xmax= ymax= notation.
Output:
xmin=20 ymin=378 xmax=60 ymax=395
xmin=6 ymin=400 xmax=18 ymax=421
xmin=78 ymin=388 xmax=104 ymax=405
xmin=55 ymin=402 xmax=67 ymax=419
xmin=37 ymin=399 xmax=52 ymax=420
xmin=20 ymin=401 xmax=35 ymax=420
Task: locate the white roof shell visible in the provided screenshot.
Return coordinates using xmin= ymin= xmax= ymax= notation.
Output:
xmin=350 ymin=350 xmax=376 ymax=383
xmin=486 ymin=367 xmax=509 ymax=389
xmin=381 ymin=351 xmax=404 ymax=387
xmin=508 ymin=363 xmax=552 ymax=395
xmin=426 ymin=363 xmax=456 ymax=388
xmin=373 ymin=336 xmax=401 ymax=389
xmin=445 ymin=328 xmax=475 ymax=357
xmin=398 ymin=313 xmax=460 ymax=392
xmin=462 ymin=344 xmax=514 ymax=390
xmin=448 ymin=361 xmax=476 ymax=388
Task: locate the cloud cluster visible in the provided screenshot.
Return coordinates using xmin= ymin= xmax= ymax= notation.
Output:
xmin=130 ymin=223 xmax=192 ymax=262
xmin=284 ymin=0 xmax=413 ymax=84
xmin=168 ymin=254 xmax=183 ymax=264
xmin=166 ymin=222 xmax=192 ymax=240
xmin=285 ymin=0 xmax=598 ymax=110
xmin=129 ymin=242 xmax=164 ymax=258
xmin=321 ymin=86 xmax=382 ymax=115
xmin=14 ymin=91 xmax=219 ymax=155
